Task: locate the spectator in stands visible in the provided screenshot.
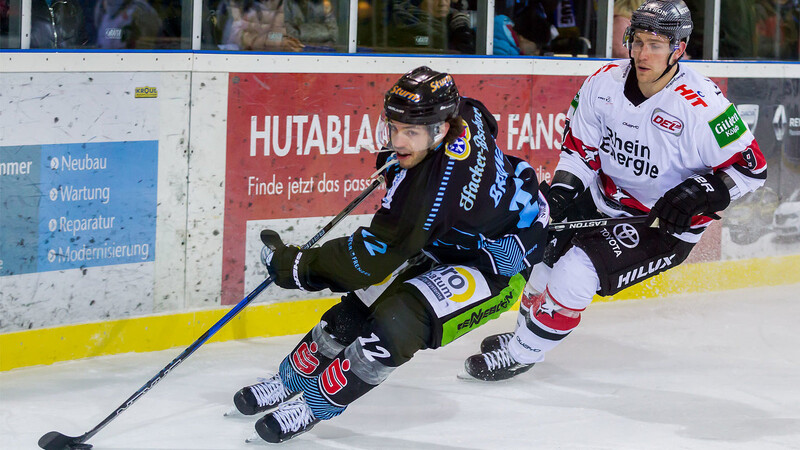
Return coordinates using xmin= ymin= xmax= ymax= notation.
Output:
xmin=356 ymin=0 xmax=388 ymax=49
xmin=94 ymin=0 xmax=161 ymax=48
xmin=1 ymin=0 xmax=10 ymax=45
xmin=30 ymin=0 xmax=89 ymax=48
xmin=217 ymin=0 xmax=303 ymax=50
xmin=492 ymin=13 xmax=542 ymax=55
xmin=148 ymin=0 xmax=183 ymax=47
xmin=493 ymin=14 xmax=521 ymax=55
xmin=495 ymin=0 xmax=589 ymax=56
xmin=683 ymin=0 xmax=764 ymax=59
xmin=284 ymin=0 xmax=338 ymax=50
xmin=389 ymin=0 xmax=475 ymax=53
xmin=755 ymin=0 xmax=799 ymax=60
xmin=612 ymin=0 xmax=641 ymax=58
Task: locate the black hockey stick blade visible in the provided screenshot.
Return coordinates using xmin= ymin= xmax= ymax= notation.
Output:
xmin=38 ymin=431 xmax=92 ymax=450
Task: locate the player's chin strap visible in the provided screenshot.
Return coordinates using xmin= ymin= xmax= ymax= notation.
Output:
xmin=369 ymin=153 xmax=400 ymax=180
xmin=655 ymin=48 xmax=682 ymax=82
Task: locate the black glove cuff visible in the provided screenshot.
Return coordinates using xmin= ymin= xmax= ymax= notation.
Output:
xmin=699 ymin=172 xmax=732 ymax=214
xmin=268 ymin=247 xmax=325 ymax=291
xmin=262 ymin=229 xmax=325 ymax=291
xmin=545 ymin=171 xmax=585 ymax=223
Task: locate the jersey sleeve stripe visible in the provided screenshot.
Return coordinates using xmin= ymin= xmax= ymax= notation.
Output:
xmin=713 ymin=138 xmax=767 ymax=179
xmin=562 ymin=129 xmax=601 ymax=172
xmin=731 ymin=163 xmax=767 ymax=180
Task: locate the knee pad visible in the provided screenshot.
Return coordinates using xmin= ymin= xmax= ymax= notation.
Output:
xmin=547 ymin=246 xmax=599 ymax=311
xmin=365 ymin=289 xmax=432 ymax=367
xmin=526 ymin=262 xmax=552 ymax=297
xmin=306 ymin=292 xmax=432 ymax=414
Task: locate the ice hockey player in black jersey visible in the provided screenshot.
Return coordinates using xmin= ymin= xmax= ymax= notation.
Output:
xmin=464 ymin=0 xmax=767 ymax=381
xmin=232 ymin=66 xmax=550 ymax=442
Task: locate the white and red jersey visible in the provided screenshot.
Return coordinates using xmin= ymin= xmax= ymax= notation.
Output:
xmin=557 ymin=59 xmax=767 ymax=242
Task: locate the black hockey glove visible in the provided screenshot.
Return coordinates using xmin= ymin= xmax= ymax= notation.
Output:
xmin=647 ymin=173 xmax=731 ymax=235
xmin=542 ymin=171 xmax=585 ymax=223
xmin=260 ymin=229 xmax=322 ymax=291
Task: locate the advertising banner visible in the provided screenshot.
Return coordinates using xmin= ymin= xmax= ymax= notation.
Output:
xmin=223 ymin=71 xmax=742 ymax=304
xmin=1 ymin=142 xmax=157 ymax=276
xmin=0 ymin=72 xmax=165 ymax=332
xmin=721 ymin=78 xmax=800 ymax=258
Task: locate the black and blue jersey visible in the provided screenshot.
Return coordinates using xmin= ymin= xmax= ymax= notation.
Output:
xmin=300 ymin=98 xmax=549 ymax=292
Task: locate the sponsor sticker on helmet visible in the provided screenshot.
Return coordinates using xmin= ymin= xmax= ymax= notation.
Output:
xmin=709 ymin=104 xmax=747 ymax=148
xmin=429 ymin=74 xmax=453 ymax=93
xmin=389 ymin=85 xmax=421 ymax=103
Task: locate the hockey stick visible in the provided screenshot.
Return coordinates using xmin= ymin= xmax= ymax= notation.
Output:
xmin=547 ymin=215 xmax=649 ymax=232
xmin=38 ymin=174 xmax=385 ymax=450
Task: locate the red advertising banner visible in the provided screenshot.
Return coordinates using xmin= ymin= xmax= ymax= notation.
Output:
xmin=222 ymin=72 xmax=725 ymax=304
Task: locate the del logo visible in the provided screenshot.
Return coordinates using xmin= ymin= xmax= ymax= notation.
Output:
xmin=291 ymin=341 xmax=320 ymax=375
xmin=651 ymin=108 xmax=684 ymax=136
xmin=709 ymin=104 xmax=746 ymax=148
xmin=321 ymin=358 xmax=350 ymax=396
xmin=445 ymin=119 xmax=471 ymax=160
xmin=134 ymin=86 xmax=158 ymax=98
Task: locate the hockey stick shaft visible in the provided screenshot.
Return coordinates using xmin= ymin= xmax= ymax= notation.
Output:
xmin=547 ymin=215 xmax=649 ymax=232
xmin=39 ymin=175 xmax=384 ymax=450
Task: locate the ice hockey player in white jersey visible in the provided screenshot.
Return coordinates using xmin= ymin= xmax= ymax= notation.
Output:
xmin=464 ymin=0 xmax=767 ymax=381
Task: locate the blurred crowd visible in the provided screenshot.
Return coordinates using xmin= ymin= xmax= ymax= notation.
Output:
xmin=0 ymin=0 xmax=797 ymax=59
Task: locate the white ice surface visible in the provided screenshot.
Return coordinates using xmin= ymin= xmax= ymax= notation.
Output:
xmin=2 ymin=284 xmax=799 ymax=450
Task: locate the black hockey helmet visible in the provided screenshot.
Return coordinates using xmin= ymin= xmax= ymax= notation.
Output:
xmin=384 ymin=66 xmax=460 ymax=125
xmin=624 ymin=0 xmax=693 ymax=50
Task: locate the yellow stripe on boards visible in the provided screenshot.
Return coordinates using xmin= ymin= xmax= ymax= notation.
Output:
xmin=0 ymin=297 xmax=338 ymax=372
xmin=1 ymin=255 xmax=798 ymax=371
xmin=599 ymin=254 xmax=800 ymax=302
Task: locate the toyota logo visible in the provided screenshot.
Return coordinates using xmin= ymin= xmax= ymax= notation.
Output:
xmin=613 ymin=223 xmax=640 ymax=248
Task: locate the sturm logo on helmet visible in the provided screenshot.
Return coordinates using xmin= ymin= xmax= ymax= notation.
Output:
xmin=384 ymin=66 xmax=460 ymax=126
xmin=429 ymin=75 xmax=453 ymax=93
xmin=388 ymin=85 xmax=421 ymax=103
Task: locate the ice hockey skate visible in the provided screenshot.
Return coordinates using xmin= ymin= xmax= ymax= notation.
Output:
xmin=231 ymin=374 xmax=300 ymax=416
xmin=461 ymin=347 xmax=534 ymax=381
xmin=479 ymin=332 xmax=514 ymax=353
xmin=251 ymin=397 xmax=320 ymax=443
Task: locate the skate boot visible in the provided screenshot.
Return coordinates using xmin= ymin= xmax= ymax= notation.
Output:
xmin=479 ymin=332 xmax=514 ymax=353
xmin=464 ymin=347 xmax=534 ymax=381
xmin=233 ymin=374 xmax=300 ymax=416
xmin=254 ymin=397 xmax=320 ymax=443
